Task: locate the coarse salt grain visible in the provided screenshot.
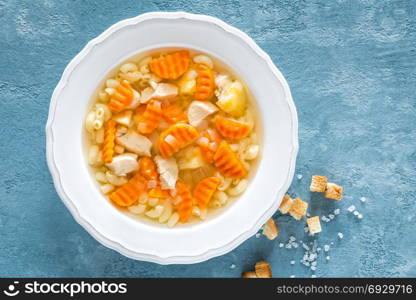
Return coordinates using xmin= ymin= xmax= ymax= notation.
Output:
xmin=255 ymin=233 xmax=261 ymax=238
xmin=326 ymin=256 xmax=330 ymax=260
xmin=297 ymin=174 xmax=303 ymax=180
xmin=311 ymin=266 xmax=317 ymax=271
xmin=289 ymin=236 xmax=296 ymax=242
xmin=279 ymin=243 xmax=284 ymax=248
xmin=230 ymin=264 xmax=236 ymax=269
xmin=329 ymin=214 xmax=335 ymax=219
xmin=290 ymin=275 xmax=295 ymax=278
xmin=290 ymin=260 xmax=295 ymax=265
xmin=347 ymin=205 xmax=356 ymax=212
xmin=303 ymin=244 xmax=310 ymax=251
xmin=353 ymin=211 xmax=359 ymax=216
xmin=324 ymin=245 xmax=330 ymax=252
xmin=311 ymin=274 xmax=317 ymax=278
xmin=360 ymin=197 xmax=367 ymax=202
xmin=338 ymin=232 xmax=344 ymax=239
xmin=358 ymin=214 xmax=363 ymax=219
xmin=334 ymin=208 xmax=340 ymax=215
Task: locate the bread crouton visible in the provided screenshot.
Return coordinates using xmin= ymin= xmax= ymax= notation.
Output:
xmin=289 ymin=198 xmax=308 ymax=220
xmin=262 ymin=218 xmax=279 ymax=240
xmin=279 ymin=194 xmax=293 ymax=214
xmin=242 ymin=271 xmax=257 ymax=278
xmin=255 ymin=261 xmax=272 ymax=278
xmin=307 ymin=216 xmax=322 ymax=234
xmin=310 ymin=175 xmax=327 ymax=192
xmin=324 ymin=182 xmax=343 ymax=200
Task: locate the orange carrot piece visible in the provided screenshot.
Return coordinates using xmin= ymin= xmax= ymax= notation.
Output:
xmin=162 ymin=102 xmax=187 ymax=123
xmin=149 ymin=50 xmax=190 ymax=80
xmin=159 ymin=124 xmax=199 ymax=158
xmin=194 ymin=177 xmax=221 ymax=209
xmin=213 ymin=140 xmax=246 ymax=178
xmin=109 ymin=174 xmax=147 ymax=207
xmin=137 ymin=100 xmax=163 ymax=134
xmin=148 ymin=187 xmax=171 ymax=198
xmin=195 ymin=64 xmax=214 ymax=100
xmin=139 ymin=157 xmax=158 ymax=181
xmin=102 ymin=120 xmax=117 ymax=163
xmin=215 ymin=116 xmax=252 ymax=139
xmin=108 ymin=81 xmax=134 ymax=113
xmin=175 ymin=181 xmax=193 ymax=222
xmin=198 ymin=129 xmax=222 ymax=163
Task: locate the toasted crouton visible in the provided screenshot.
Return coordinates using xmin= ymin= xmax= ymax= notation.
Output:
xmin=262 ymin=218 xmax=279 ymax=240
xmin=242 ymin=271 xmax=257 ymax=278
xmin=310 ymin=175 xmax=327 ymax=192
xmin=324 ymin=183 xmax=343 ymax=200
xmin=289 ymin=198 xmax=308 ymax=220
xmin=279 ymin=194 xmax=293 ymax=214
xmin=255 ymin=261 xmax=272 ymax=278
xmin=307 ymin=216 xmax=322 ymax=234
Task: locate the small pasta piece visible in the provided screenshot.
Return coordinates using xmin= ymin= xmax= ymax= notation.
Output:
xmin=106 ymin=79 xmax=119 ymax=88
xmin=139 ymin=157 xmax=158 ymax=181
xmin=167 ymin=212 xmax=179 ymax=228
xmin=193 ymin=55 xmax=214 ymax=69
xmin=109 ymin=174 xmax=147 ymax=207
xmin=145 ymin=205 xmax=164 ymax=218
xmin=88 ymin=145 xmax=100 ymax=165
xmin=108 ymin=81 xmax=134 ymax=113
xmin=95 ymin=103 xmax=112 ymax=121
xmin=214 ymin=190 xmax=228 ymax=205
xmin=158 ymin=200 xmax=173 ymax=223
xmin=175 ymin=182 xmax=193 ymax=222
xmin=149 ymin=50 xmax=190 ymax=79
xmin=95 ymin=172 xmax=108 ymax=183
xmin=198 ymin=129 xmax=222 ymax=163
xmin=120 ymin=62 xmax=138 ymax=73
xmin=85 ymin=111 xmax=96 ymax=133
xmin=95 ymin=128 xmax=104 ymax=144
xmin=92 ymin=119 xmax=103 ymax=130
xmin=148 ymin=197 xmax=159 ymax=207
xmin=100 ymin=183 xmax=114 ymax=194
xmin=102 ymin=120 xmax=117 ymax=163
xmin=138 ymin=56 xmax=152 ymax=74
xmin=159 ymin=124 xmax=199 ymax=158
xmin=137 ymin=100 xmax=163 ymax=134
xmin=195 ymin=64 xmax=214 ymax=100
xmin=194 ymin=176 xmax=221 ymax=209
xmin=243 ymin=144 xmax=259 ymax=160
xmin=227 ymin=179 xmax=248 ymax=196
xmin=106 ymin=171 xmax=128 ymax=186
xmin=98 ymin=91 xmax=109 ymax=102
xmin=128 ymin=204 xmax=146 ymax=215
xmin=138 ymin=194 xmax=148 ymax=204
xmin=213 ymin=141 xmax=247 ymax=178
xmin=215 ymin=116 xmax=252 ymax=139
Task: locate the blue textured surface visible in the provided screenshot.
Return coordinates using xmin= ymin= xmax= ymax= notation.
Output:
xmin=1 ymin=0 xmax=415 ymax=277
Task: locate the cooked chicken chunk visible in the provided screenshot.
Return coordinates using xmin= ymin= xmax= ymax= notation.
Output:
xmin=187 ymin=101 xmax=218 ymax=127
xmin=152 ymin=83 xmax=178 ymax=100
xmin=106 ymin=153 xmax=138 ymax=176
xmin=116 ymin=131 xmax=152 ymax=156
xmin=154 ymin=155 xmax=178 ymax=190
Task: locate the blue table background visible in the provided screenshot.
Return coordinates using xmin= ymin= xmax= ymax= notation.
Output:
xmin=1 ymin=0 xmax=415 ymax=277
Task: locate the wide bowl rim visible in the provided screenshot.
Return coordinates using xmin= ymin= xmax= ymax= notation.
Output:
xmin=45 ymin=11 xmax=299 ymax=264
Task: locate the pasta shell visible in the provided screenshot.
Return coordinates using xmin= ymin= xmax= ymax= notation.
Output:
xmin=175 ymin=181 xmax=193 ymax=222
xmin=195 ymin=64 xmax=214 ymax=100
xmin=149 ymin=50 xmax=190 ymax=79
xmin=213 ymin=140 xmax=246 ymax=178
xmin=215 ymin=116 xmax=251 ymax=139
xmin=139 ymin=157 xmax=158 ymax=181
xmin=159 ymin=124 xmax=199 ymax=158
xmin=108 ymin=81 xmax=134 ymax=113
xmin=109 ymin=174 xmax=147 ymax=207
xmin=102 ymin=120 xmax=117 ymax=163
xmin=137 ymin=100 xmax=163 ymax=134
xmin=194 ymin=176 xmax=221 ymax=209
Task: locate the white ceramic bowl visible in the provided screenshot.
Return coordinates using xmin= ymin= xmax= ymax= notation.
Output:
xmin=46 ymin=12 xmax=298 ymax=264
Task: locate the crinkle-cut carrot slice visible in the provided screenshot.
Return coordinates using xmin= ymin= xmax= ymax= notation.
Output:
xmin=213 ymin=140 xmax=247 ymax=178
xmin=102 ymin=120 xmax=117 ymax=163
xmin=159 ymin=124 xmax=199 ymax=158
xmin=198 ymin=129 xmax=222 ymax=163
xmin=194 ymin=176 xmax=221 ymax=209
xmin=162 ymin=102 xmax=188 ymax=124
xmin=149 ymin=50 xmax=190 ymax=80
xmin=137 ymin=100 xmax=163 ymax=134
xmin=195 ymin=64 xmax=214 ymax=100
xmin=108 ymin=81 xmax=134 ymax=113
xmin=215 ymin=116 xmax=252 ymax=139
xmin=175 ymin=181 xmax=193 ymax=222
xmin=148 ymin=187 xmax=171 ymax=198
xmin=139 ymin=157 xmax=158 ymax=181
xmin=109 ymin=174 xmax=147 ymax=207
